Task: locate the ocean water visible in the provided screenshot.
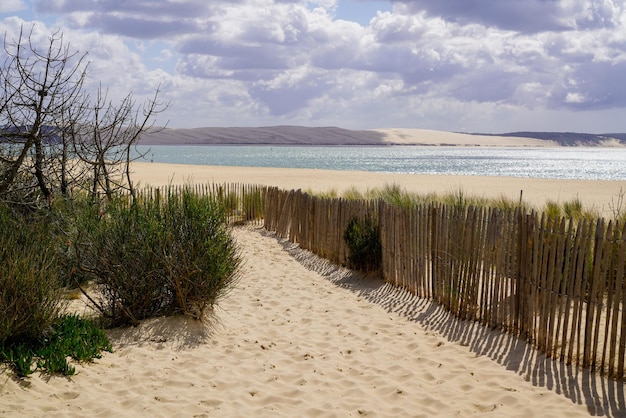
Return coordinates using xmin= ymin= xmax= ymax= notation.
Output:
xmin=134 ymin=145 xmax=626 ymax=181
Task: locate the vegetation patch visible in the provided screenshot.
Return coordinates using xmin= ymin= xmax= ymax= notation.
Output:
xmin=316 ymin=183 xmax=624 ymax=223
xmin=71 ymin=188 xmax=241 ymax=326
xmin=0 ymin=314 xmax=111 ymax=378
xmin=344 ymin=216 xmax=382 ymax=273
xmin=0 ymin=205 xmax=66 ymax=347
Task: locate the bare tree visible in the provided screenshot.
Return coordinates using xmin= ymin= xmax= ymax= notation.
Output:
xmin=74 ymin=85 xmax=166 ymax=200
xmin=0 ymin=26 xmax=87 ymax=205
xmin=0 ymin=25 xmax=167 ymax=206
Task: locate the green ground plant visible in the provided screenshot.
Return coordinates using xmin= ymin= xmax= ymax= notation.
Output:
xmin=342 ymin=186 xmax=364 ymax=201
xmin=609 ymin=188 xmax=626 ymax=224
xmin=0 ymin=314 xmax=111 ymax=378
xmin=371 ymin=183 xmax=418 ymax=208
xmin=563 ymin=196 xmax=584 ymax=219
xmin=491 ymin=193 xmax=527 ymax=213
xmin=544 ymin=199 xmax=562 ymax=219
xmin=222 ymin=190 xmax=240 ymax=215
xmin=315 ymin=183 xmax=615 ymax=223
xmin=313 ymin=188 xmax=338 ymax=199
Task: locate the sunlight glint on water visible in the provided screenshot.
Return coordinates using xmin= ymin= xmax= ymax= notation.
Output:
xmin=134 ymin=145 xmax=626 ymax=181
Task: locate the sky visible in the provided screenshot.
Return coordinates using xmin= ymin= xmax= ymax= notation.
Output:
xmin=1 ymin=0 xmax=626 ymax=133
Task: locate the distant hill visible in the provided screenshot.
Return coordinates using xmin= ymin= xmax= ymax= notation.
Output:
xmin=139 ymin=126 xmax=386 ymax=146
xmin=470 ymin=131 xmax=626 ymax=146
xmin=138 ymin=126 xmax=626 ymax=147
xmin=3 ymin=125 xmax=625 ymax=147
xmin=0 ymin=125 xmax=62 ymax=144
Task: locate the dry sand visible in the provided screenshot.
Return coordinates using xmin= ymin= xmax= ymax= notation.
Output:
xmin=2 ymin=226 xmax=622 ymax=417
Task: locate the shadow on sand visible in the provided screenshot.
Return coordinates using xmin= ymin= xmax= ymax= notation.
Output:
xmin=261 ymin=228 xmax=626 ymax=418
xmin=105 ymin=314 xmax=215 ymax=351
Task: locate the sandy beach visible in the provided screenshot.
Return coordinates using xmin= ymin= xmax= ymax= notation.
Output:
xmin=131 ymin=162 xmax=626 ymax=219
xmin=2 ymin=133 xmax=626 ymax=416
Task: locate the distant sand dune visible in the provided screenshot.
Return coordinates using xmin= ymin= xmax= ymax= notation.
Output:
xmin=373 ymin=128 xmax=559 ymax=147
xmin=140 ymin=126 xmax=563 ymax=146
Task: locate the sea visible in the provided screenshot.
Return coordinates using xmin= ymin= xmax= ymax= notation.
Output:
xmin=133 ymin=145 xmax=626 ymax=181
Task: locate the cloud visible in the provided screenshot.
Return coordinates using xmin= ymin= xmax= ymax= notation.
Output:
xmin=250 ymin=67 xmax=332 ymax=116
xmin=0 ymin=0 xmax=26 ymax=13
xmin=35 ymin=0 xmax=214 ymax=18
xmin=35 ymin=0 xmax=213 ymax=38
xmin=552 ymin=60 xmax=626 ymax=109
xmin=393 ymin=0 xmax=625 ymax=32
xmin=2 ymin=0 xmax=624 ymax=132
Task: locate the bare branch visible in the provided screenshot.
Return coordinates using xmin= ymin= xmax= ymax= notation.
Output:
xmin=0 ymin=25 xmax=167 ymax=206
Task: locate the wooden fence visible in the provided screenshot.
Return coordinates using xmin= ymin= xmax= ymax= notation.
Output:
xmin=138 ymin=183 xmax=265 ymax=225
xmin=263 ymin=187 xmax=626 ymax=379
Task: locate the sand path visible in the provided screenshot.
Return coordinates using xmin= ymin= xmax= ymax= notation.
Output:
xmin=2 ymin=226 xmax=621 ymax=417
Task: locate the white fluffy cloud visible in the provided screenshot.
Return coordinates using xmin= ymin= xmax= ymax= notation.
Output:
xmin=1 ymin=0 xmax=625 ymax=132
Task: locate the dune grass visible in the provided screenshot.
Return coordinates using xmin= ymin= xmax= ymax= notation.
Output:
xmin=309 ymin=183 xmax=620 ymax=223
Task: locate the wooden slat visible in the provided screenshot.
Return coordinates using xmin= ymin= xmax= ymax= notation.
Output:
xmin=617 ymin=221 xmax=626 ymax=379
xmin=557 ymin=218 xmax=575 ymax=362
xmin=583 ymin=219 xmax=605 ymax=369
xmin=608 ymin=222 xmax=626 ymax=378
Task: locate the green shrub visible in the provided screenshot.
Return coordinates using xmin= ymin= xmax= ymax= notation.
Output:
xmin=0 ymin=205 xmax=66 ymax=347
xmin=0 ymin=202 xmax=111 ymax=379
xmin=72 ymin=188 xmax=241 ymax=326
xmin=343 ymin=216 xmax=382 ymax=272
xmin=48 ymin=195 xmax=103 ymax=288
